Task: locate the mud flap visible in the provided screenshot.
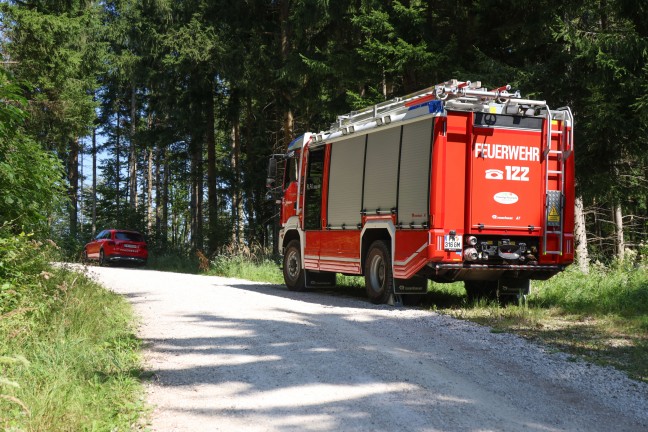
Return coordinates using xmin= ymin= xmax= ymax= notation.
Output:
xmin=394 ymin=276 xmax=428 ymax=295
xmin=305 ymin=270 xmax=336 ymax=288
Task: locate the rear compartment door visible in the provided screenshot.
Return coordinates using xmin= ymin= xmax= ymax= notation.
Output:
xmin=469 ymin=113 xmax=544 ymax=233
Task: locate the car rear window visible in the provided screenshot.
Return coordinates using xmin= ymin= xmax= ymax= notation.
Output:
xmin=115 ymin=231 xmax=144 ymax=242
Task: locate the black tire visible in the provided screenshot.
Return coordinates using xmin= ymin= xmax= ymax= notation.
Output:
xmin=464 ymin=280 xmax=498 ymax=302
xmin=364 ymin=240 xmax=393 ymax=304
xmin=99 ymin=249 xmax=107 ymax=267
xmin=82 ymin=249 xmax=88 ymax=263
xmin=283 ymin=240 xmax=305 ymax=291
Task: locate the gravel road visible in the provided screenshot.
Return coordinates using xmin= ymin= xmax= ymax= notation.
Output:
xmin=85 ymin=266 xmax=648 ymax=432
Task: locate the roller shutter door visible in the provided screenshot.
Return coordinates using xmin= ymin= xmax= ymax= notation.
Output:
xmin=328 ymin=135 xmax=366 ymax=228
xmin=363 ymin=127 xmax=401 ymax=214
xmin=398 ymin=119 xmax=433 ymax=226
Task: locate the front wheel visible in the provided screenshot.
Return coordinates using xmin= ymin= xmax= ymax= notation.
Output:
xmin=283 ymin=240 xmax=305 ymax=291
xmin=364 ymin=240 xmax=393 ymax=304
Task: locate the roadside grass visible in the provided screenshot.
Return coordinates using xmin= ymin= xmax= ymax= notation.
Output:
xmin=209 ymin=254 xmax=284 ymax=284
xmin=1 ymin=234 xmax=145 ymax=431
xmin=207 ymin=254 xmax=647 ymax=383
xmin=146 ymin=250 xmax=200 ymax=274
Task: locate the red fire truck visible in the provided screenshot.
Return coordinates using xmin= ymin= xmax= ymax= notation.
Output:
xmin=267 ymin=79 xmax=574 ymax=304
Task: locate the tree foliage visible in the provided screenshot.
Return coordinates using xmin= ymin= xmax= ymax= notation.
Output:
xmin=0 ymin=0 xmax=646 ymax=261
xmin=0 ymin=69 xmax=64 ymax=233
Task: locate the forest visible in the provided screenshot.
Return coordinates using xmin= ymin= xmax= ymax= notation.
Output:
xmin=1 ymin=0 xmax=647 ymax=266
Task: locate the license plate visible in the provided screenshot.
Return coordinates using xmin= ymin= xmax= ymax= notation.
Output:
xmin=124 ymin=244 xmax=137 ymax=249
xmin=444 ymin=235 xmax=462 ymax=251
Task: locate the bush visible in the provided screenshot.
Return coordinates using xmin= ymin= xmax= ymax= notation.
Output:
xmin=0 ymin=231 xmax=144 ymax=430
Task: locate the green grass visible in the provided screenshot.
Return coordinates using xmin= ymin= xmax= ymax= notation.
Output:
xmin=208 ymin=254 xmax=284 ymax=284
xmin=1 ymin=234 xmax=145 ymax=431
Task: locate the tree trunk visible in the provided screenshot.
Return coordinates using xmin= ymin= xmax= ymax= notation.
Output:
xmin=162 ymin=146 xmax=169 ymax=245
xmin=68 ymin=137 xmax=79 ymax=239
xmin=191 ymin=137 xmax=204 ymax=252
xmin=92 ymin=128 xmax=97 ymax=238
xmin=189 ymin=74 xmax=204 ymax=252
xmin=279 ymin=0 xmax=294 ymax=147
xmin=155 ymin=144 xmax=161 ymax=241
xmin=231 ymin=121 xmax=242 ymax=248
xmin=116 ymin=109 xmax=121 ymax=216
xmin=147 ymin=146 xmax=154 ymax=234
xmin=206 ymin=79 xmax=218 ymax=254
xmin=614 ymin=202 xmax=625 ymax=262
xmin=382 ymin=67 xmax=387 ymax=99
xmin=129 ymin=84 xmax=138 ymax=210
xmin=574 ymin=196 xmax=589 ymax=273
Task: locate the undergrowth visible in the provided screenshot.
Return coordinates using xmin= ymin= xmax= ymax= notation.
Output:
xmin=146 ymin=249 xmax=200 ymax=274
xmin=0 ymin=231 xmax=145 ymax=431
xmin=209 ymin=252 xmax=284 ymax=284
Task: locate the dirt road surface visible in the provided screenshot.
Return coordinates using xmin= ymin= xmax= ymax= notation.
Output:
xmin=85 ymin=266 xmax=648 ymax=432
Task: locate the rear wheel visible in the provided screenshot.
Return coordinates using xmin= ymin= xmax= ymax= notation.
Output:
xmin=283 ymin=240 xmax=305 ymax=291
xmin=364 ymin=240 xmax=393 ymax=305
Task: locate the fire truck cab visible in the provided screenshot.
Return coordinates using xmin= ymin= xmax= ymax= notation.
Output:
xmin=268 ymin=80 xmax=575 ymax=304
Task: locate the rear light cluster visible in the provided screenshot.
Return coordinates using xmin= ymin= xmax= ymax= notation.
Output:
xmin=463 ymin=236 xmax=479 ymax=261
xmin=463 ymin=236 xmax=538 ymax=264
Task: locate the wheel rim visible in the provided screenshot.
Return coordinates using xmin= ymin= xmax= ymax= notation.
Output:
xmin=368 ymin=254 xmax=385 ymax=293
xmin=286 ymin=249 xmax=300 ymax=281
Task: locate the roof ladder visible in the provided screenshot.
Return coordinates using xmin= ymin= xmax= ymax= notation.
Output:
xmin=333 ymin=80 xmax=528 ymax=129
xmin=542 ymin=107 xmax=574 ymax=255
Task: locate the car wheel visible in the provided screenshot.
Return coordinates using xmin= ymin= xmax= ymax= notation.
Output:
xmin=82 ymin=249 xmax=88 ymax=263
xmin=364 ymin=240 xmax=393 ymax=304
xmin=283 ymin=240 xmax=305 ymax=291
xmin=99 ymin=249 xmax=106 ymax=267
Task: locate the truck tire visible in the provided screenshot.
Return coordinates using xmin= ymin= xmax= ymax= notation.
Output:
xmin=364 ymin=240 xmax=393 ymax=304
xmin=283 ymin=240 xmax=306 ymax=291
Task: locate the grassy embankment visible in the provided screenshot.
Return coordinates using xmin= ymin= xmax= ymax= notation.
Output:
xmin=208 ymin=254 xmax=648 ymax=383
xmin=0 ymin=233 xmax=145 ymax=431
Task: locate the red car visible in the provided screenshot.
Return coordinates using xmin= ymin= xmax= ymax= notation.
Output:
xmin=83 ymin=229 xmax=148 ymax=266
